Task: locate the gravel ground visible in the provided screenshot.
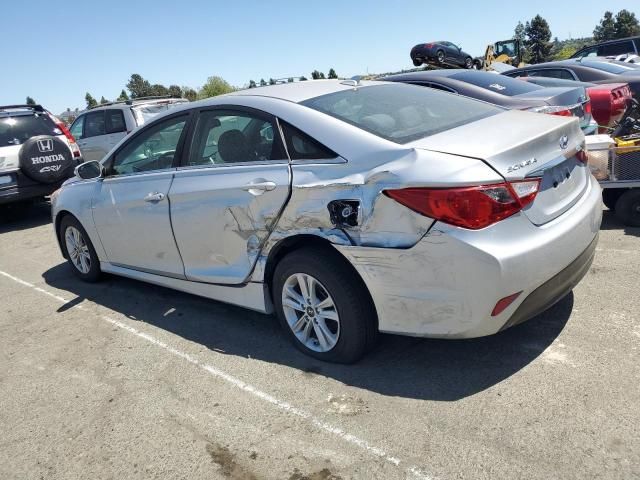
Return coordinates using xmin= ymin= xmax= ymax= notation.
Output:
xmin=0 ymin=201 xmax=638 ymax=480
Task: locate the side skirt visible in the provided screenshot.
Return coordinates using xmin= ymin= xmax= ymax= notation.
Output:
xmin=100 ymin=262 xmax=273 ymax=314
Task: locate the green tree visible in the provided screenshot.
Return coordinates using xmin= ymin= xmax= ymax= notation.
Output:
xmin=25 ymin=96 xmax=36 ymax=105
xmin=594 ymin=11 xmax=616 ymax=41
xmin=525 ymin=15 xmax=552 ymax=64
xmin=116 ymin=89 xmax=129 ymax=101
xmin=182 ymin=87 xmax=197 ymax=101
xmin=168 ymin=85 xmax=182 ymax=97
xmin=327 ymin=68 xmax=338 ymax=79
xmin=126 ymin=74 xmax=153 ymax=98
xmin=198 ymin=76 xmax=235 ymax=99
xmin=269 ymin=78 xmax=276 ymax=85
xmin=85 ymin=93 xmax=98 ymax=109
xmin=552 ymin=45 xmax=578 ymax=60
xmin=248 ymin=80 xmax=257 ymax=88
xmin=514 ymin=21 xmax=526 ymax=43
xmin=311 ymin=70 xmax=323 ymax=80
xmin=259 ymin=78 xmax=267 ymax=87
xmin=614 ymin=9 xmax=640 ymax=39
xmin=287 ymin=77 xmax=294 ymax=83
xmin=299 ymin=76 xmax=308 ymax=81
xmin=100 ymin=96 xmax=109 ymax=105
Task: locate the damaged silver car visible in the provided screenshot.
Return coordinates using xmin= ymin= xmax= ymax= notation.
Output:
xmin=52 ymin=80 xmax=602 ymax=363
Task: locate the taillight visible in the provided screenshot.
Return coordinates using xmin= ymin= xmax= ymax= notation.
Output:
xmin=584 ymin=100 xmax=592 ymax=115
xmin=47 ymin=112 xmax=80 ymax=158
xmin=425 ymin=43 xmax=433 ymax=48
xmin=526 ymin=105 xmax=572 ymax=117
xmin=576 ymin=147 xmax=588 ymax=164
xmin=385 ymin=179 xmax=541 ymax=230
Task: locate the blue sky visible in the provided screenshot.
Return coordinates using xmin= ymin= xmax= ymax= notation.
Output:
xmin=1 ymin=0 xmax=636 ymax=113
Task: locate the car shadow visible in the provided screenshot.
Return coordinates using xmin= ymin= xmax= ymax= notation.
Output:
xmin=43 ymin=263 xmax=573 ymax=402
xmin=0 ymin=200 xmax=52 ymax=233
xmin=600 ymin=209 xmax=640 ymax=237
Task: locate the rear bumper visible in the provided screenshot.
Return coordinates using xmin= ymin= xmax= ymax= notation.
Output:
xmin=335 ymin=174 xmax=602 ymax=338
xmin=0 ymin=169 xmax=71 ymax=205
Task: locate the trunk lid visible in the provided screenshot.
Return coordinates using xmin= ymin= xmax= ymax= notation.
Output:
xmin=514 ymin=86 xmax=592 ymax=132
xmin=408 ymin=109 xmax=589 ymax=225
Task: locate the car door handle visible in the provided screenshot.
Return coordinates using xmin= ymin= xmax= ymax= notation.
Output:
xmin=242 ymin=180 xmax=276 ymax=195
xmin=144 ymin=192 xmax=165 ymax=202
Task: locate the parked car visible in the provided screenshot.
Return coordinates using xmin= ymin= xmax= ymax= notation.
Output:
xmin=502 ymin=60 xmax=640 ymax=101
xmin=69 ymin=96 xmax=188 ymax=162
xmin=514 ymin=76 xmax=632 ymax=132
xmin=0 ymin=104 xmax=81 ymax=205
xmin=410 ymin=41 xmax=474 ymax=68
xmin=571 ymin=36 xmax=640 ymax=59
xmin=383 ymin=70 xmax=596 ymax=133
xmin=52 ymin=80 xmax=601 ymax=363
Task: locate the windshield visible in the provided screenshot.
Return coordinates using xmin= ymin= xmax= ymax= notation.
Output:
xmin=131 ymin=101 xmax=188 ymax=126
xmin=581 ymin=61 xmax=636 ymax=74
xmin=449 ymin=71 xmax=541 ymax=96
xmin=0 ymin=113 xmax=60 ymax=146
xmin=301 ymin=83 xmax=502 ymax=144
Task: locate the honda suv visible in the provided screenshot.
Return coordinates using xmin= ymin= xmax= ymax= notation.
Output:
xmin=0 ymin=104 xmax=81 ymax=205
xmin=69 ymin=96 xmax=188 ymax=162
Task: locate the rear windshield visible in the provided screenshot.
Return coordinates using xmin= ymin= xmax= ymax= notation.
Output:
xmin=131 ymin=101 xmax=188 ymax=126
xmin=581 ymin=61 xmax=635 ymax=74
xmin=0 ymin=113 xmax=60 ymax=146
xmin=449 ymin=71 xmax=541 ymax=96
xmin=301 ymin=84 xmax=502 ymax=144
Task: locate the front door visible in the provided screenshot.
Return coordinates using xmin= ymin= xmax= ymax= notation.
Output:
xmin=169 ymin=108 xmax=291 ymax=284
xmin=92 ymin=113 xmax=190 ymax=277
xmin=77 ymin=111 xmax=108 ymax=161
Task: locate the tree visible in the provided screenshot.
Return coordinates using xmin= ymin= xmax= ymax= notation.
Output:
xmin=116 ymin=89 xmax=129 ymax=101
xmin=552 ymin=45 xmax=578 ymax=60
xmin=100 ymin=96 xmax=109 ymax=105
xmin=269 ymin=78 xmax=276 ymax=85
xmin=197 ymin=76 xmax=235 ymax=99
xmin=525 ymin=15 xmax=552 ymax=64
xmin=614 ymin=9 xmax=640 ymax=39
xmin=594 ymin=11 xmax=616 ymax=41
xmin=248 ymin=80 xmax=257 ymax=88
xmin=25 ymin=96 xmax=36 ymax=105
xmin=514 ymin=21 xmax=526 ymax=43
xmin=168 ymin=85 xmax=182 ymax=97
xmin=311 ymin=70 xmax=324 ymax=80
xmin=85 ymin=93 xmax=98 ymax=109
xmin=287 ymin=77 xmax=294 ymax=83
xmin=327 ymin=68 xmax=338 ymax=79
xmin=182 ymin=87 xmax=197 ymax=102
xmin=299 ymin=76 xmax=308 ymax=81
xmin=126 ymin=73 xmax=153 ymax=98
xmin=259 ymin=78 xmax=267 ymax=87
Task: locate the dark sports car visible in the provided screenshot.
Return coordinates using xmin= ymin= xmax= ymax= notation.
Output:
xmin=502 ymin=59 xmax=640 ymax=101
xmin=410 ymin=41 xmax=474 ymax=69
xmin=383 ymin=70 xmax=596 ymax=133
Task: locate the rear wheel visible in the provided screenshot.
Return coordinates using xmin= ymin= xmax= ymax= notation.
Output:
xmin=59 ymin=215 xmax=101 ymax=282
xmin=602 ymin=189 xmax=623 ymax=211
xmin=436 ymin=50 xmax=445 ymax=64
xmin=272 ymin=247 xmax=377 ymax=363
xmin=412 ymin=58 xmax=422 ymax=67
xmin=464 ymin=57 xmax=473 ymax=69
xmin=614 ymin=189 xmax=640 ymax=227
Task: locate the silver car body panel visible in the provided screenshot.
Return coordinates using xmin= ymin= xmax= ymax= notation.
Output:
xmin=52 ymin=80 xmax=602 ymax=337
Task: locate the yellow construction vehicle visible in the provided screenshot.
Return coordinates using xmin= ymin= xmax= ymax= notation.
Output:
xmin=473 ymin=39 xmax=524 ymax=70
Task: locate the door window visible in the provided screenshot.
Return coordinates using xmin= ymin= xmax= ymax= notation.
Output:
xmin=105 ymin=110 xmax=126 ymax=134
xmin=111 ymin=115 xmax=187 ymax=175
xmin=576 ymin=46 xmax=598 ymax=58
xmin=280 ymin=122 xmax=337 ymax=160
xmin=84 ymin=111 xmax=106 ymax=138
xmin=188 ymin=110 xmax=285 ymax=166
xmin=69 ymin=116 xmax=84 ymax=139
xmin=600 ymin=41 xmax=635 ymax=57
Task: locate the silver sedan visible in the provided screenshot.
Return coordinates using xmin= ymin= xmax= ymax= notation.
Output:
xmin=51 ymin=80 xmax=602 ymax=363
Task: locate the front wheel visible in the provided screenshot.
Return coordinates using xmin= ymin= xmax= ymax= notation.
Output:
xmin=464 ymin=57 xmax=473 ymax=69
xmin=436 ymin=50 xmax=445 ymax=64
xmin=614 ymin=189 xmax=640 ymax=227
xmin=59 ymin=215 xmax=102 ymax=282
xmin=272 ymin=247 xmax=377 ymax=363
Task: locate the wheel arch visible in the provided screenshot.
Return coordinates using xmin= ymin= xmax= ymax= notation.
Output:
xmin=54 ymin=210 xmax=75 ymax=259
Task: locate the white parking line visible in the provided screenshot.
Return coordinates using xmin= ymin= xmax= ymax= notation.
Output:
xmin=0 ymin=269 xmax=435 ymax=480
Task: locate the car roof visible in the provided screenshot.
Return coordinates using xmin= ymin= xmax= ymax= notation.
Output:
xmin=583 ymin=36 xmax=640 ymax=46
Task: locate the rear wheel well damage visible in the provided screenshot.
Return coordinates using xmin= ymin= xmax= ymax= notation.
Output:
xmin=263 ymin=234 xmax=379 ymax=331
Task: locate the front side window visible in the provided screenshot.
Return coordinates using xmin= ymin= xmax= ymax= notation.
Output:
xmin=111 ymin=115 xmax=187 ymax=175
xmin=188 ymin=110 xmax=285 ymax=166
xmin=302 ymin=84 xmax=502 ymax=144
xmin=575 ymin=46 xmax=598 ymax=58
xmin=84 ymin=111 xmax=105 ymax=138
xmin=105 ymin=110 xmax=126 ymax=134
xmin=69 ymin=116 xmax=84 ymax=139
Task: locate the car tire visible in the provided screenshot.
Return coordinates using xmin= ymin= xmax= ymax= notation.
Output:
xmin=59 ymin=215 xmax=101 ymax=282
xmin=614 ymin=189 xmax=640 ymax=227
xmin=436 ymin=50 xmax=445 ymax=64
xmin=412 ymin=58 xmax=422 ymax=67
xmin=272 ymin=246 xmax=377 ymax=364
xmin=464 ymin=57 xmax=473 ymax=69
xmin=602 ymin=189 xmax=623 ymax=211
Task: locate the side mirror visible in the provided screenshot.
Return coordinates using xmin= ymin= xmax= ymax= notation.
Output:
xmin=75 ymin=160 xmax=104 ymax=180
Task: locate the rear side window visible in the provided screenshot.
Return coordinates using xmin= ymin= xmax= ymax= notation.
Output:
xmin=302 ymin=84 xmax=502 ymax=144
xmin=600 ymin=41 xmax=635 ymax=57
xmin=280 ymin=122 xmax=337 ymax=160
xmin=0 ymin=113 xmax=60 ymax=146
xmin=69 ymin=116 xmax=84 ymax=139
xmin=449 ymin=71 xmax=541 ymax=96
xmin=105 ymin=110 xmax=126 ymax=134
xmin=84 ymin=111 xmax=106 ymax=138
xmin=527 ymin=69 xmax=575 ymax=80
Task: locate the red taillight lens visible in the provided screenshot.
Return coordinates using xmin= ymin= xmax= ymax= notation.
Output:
xmin=576 ymin=148 xmax=588 ymax=164
xmin=550 ymin=109 xmax=572 ymax=117
xmin=491 ymin=291 xmax=522 ymax=316
xmin=385 ymin=180 xmax=540 ymax=230
xmin=47 ymin=112 xmax=80 ymax=158
xmin=425 ymin=43 xmax=433 ymax=48
xmin=584 ymin=100 xmax=592 ymax=115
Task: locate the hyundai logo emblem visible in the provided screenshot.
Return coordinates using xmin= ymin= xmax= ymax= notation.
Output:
xmin=559 ymin=135 xmax=569 ymax=150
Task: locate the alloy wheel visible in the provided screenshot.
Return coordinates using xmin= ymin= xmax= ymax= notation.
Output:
xmin=281 ymin=273 xmax=340 ymax=352
xmin=65 ymin=226 xmax=91 ymax=274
